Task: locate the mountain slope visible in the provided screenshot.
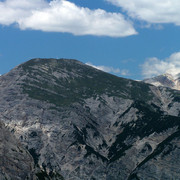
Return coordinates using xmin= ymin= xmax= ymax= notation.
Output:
xmin=1 ymin=58 xmax=180 ymax=179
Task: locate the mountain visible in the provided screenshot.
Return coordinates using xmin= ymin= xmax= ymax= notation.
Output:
xmin=1 ymin=58 xmax=180 ymax=180
xmin=144 ymin=73 xmax=180 ymax=90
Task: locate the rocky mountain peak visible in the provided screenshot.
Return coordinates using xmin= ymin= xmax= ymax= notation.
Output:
xmin=144 ymin=72 xmax=180 ymax=90
xmin=18 ymin=58 xmax=91 ymax=79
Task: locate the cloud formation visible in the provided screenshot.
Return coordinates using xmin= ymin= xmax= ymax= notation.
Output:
xmin=0 ymin=0 xmax=137 ymax=37
xmin=106 ymin=0 xmax=180 ymax=25
xmin=86 ymin=62 xmax=129 ymax=76
xmin=142 ymin=52 xmax=180 ymax=78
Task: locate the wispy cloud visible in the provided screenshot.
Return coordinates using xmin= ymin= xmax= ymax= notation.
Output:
xmin=0 ymin=0 xmax=137 ymax=37
xmin=141 ymin=52 xmax=180 ymax=78
xmin=86 ymin=62 xmax=129 ymax=76
xmin=106 ymin=0 xmax=180 ymax=26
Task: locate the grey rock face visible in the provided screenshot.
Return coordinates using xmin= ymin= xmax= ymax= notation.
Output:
xmin=1 ymin=58 xmax=180 ymax=180
xmin=0 ymin=121 xmax=35 ymax=180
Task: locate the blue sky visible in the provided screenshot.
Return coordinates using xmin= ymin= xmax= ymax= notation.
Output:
xmin=1 ymin=0 xmax=180 ymax=80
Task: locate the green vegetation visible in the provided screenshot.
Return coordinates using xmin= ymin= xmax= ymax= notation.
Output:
xmin=137 ymin=130 xmax=180 ymax=169
xmin=128 ymin=130 xmax=180 ymax=180
xmin=73 ymin=124 xmax=108 ymax=162
xmin=20 ymin=58 xmax=154 ymax=107
xmin=108 ymin=100 xmax=180 ymax=162
xmin=28 ymin=148 xmax=40 ymax=165
xmin=36 ymin=170 xmax=64 ymax=180
xmin=128 ymin=173 xmax=140 ymax=180
xmin=36 ymin=171 xmax=49 ymax=180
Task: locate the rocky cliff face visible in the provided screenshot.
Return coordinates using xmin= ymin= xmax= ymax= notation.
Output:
xmin=0 ymin=121 xmax=35 ymax=180
xmin=1 ymin=58 xmax=180 ymax=180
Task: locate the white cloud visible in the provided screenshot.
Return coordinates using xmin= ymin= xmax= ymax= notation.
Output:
xmin=141 ymin=52 xmax=180 ymax=78
xmin=0 ymin=0 xmax=137 ymax=37
xmin=86 ymin=62 xmax=129 ymax=76
xmin=0 ymin=0 xmax=47 ymax=25
xmin=106 ymin=0 xmax=180 ymax=25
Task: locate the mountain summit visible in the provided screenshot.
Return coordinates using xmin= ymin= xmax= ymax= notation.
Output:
xmin=1 ymin=58 xmax=180 ymax=180
xmin=144 ymin=73 xmax=180 ymax=90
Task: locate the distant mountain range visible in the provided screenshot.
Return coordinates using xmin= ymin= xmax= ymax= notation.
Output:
xmin=1 ymin=58 xmax=180 ymax=180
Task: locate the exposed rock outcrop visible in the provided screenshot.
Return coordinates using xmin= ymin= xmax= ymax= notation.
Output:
xmin=0 ymin=121 xmax=35 ymax=180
